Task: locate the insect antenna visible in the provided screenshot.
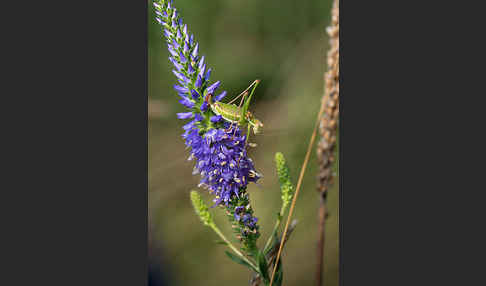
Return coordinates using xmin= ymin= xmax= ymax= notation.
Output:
xmin=228 ymin=79 xmax=260 ymax=104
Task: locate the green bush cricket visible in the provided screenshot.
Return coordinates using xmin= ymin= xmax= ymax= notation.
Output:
xmin=205 ymin=80 xmax=264 ymax=146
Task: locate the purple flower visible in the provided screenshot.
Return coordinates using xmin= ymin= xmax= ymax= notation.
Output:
xmin=179 ymin=52 xmax=187 ymax=63
xmin=198 ymin=64 xmax=206 ymax=79
xmin=195 ymin=75 xmax=203 ymax=88
xmin=179 ymin=97 xmax=194 ymax=108
xmin=174 ymin=84 xmax=189 ymax=94
xmin=192 ymin=43 xmax=199 ymax=58
xmin=183 ymin=24 xmax=188 ymax=36
xmin=210 ymin=115 xmax=222 ymax=122
xmin=200 ymin=101 xmax=208 ymax=111
xmin=195 ymin=113 xmax=204 ymax=121
xmin=205 ymin=68 xmax=212 ymax=81
xmin=177 ymin=112 xmax=193 ymax=119
xmin=191 ymin=89 xmax=200 ymax=100
xmin=169 ymin=57 xmax=183 ymax=71
xmin=172 ymin=39 xmax=179 ymax=50
xmin=164 ymin=29 xmax=173 ymax=39
xmin=172 ymin=70 xmax=189 ymax=85
xmin=234 ymin=206 xmax=245 ymax=221
xmin=168 ymin=45 xmax=178 ymax=58
xmin=183 ymin=42 xmax=189 ymax=54
xmin=188 ymin=63 xmax=195 ymax=74
xmin=198 ymin=56 xmax=205 ymax=70
xmin=215 ymin=91 xmax=227 ymax=102
xmin=206 ymin=81 xmax=220 ymax=94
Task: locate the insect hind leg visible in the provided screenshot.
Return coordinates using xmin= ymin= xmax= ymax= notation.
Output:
xmin=227 ymin=91 xmax=249 ymax=139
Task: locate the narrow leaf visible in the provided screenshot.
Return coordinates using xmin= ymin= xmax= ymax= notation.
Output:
xmin=224 ymin=251 xmax=253 ymax=270
xmin=274 ymin=258 xmax=283 ymax=286
xmin=257 ymin=250 xmax=270 ymax=282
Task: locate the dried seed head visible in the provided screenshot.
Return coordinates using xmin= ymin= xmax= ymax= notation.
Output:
xmin=317 ymin=0 xmax=339 ymax=195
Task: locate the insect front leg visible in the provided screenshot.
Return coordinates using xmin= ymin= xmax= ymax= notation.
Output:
xmin=245 ymin=123 xmax=251 ymax=146
xmin=225 ymin=121 xmax=235 ymax=133
xmin=241 ymin=79 xmax=260 ymax=116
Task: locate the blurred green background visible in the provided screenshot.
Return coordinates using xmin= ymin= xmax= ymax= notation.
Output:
xmin=148 ymin=0 xmax=338 ymax=285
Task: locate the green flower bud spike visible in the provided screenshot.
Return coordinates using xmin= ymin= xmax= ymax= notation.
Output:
xmin=190 ymin=191 xmax=259 ymax=272
xmin=263 ymin=153 xmax=295 ymax=254
xmin=190 ymin=190 xmax=214 ymax=226
xmin=275 ymin=152 xmax=294 ymax=212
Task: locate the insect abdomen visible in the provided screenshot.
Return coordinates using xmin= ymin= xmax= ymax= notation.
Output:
xmin=211 ymin=102 xmax=241 ymax=123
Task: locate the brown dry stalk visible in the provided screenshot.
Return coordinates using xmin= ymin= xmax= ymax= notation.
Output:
xmin=315 ymin=0 xmax=339 ymax=285
xmin=269 ymin=79 xmax=328 ymax=286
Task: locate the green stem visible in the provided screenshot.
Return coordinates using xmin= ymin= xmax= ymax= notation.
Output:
xmin=263 ymin=203 xmax=287 ymax=254
xmin=210 ymin=224 xmax=259 ymax=273
xmin=263 ymin=216 xmax=280 ymax=254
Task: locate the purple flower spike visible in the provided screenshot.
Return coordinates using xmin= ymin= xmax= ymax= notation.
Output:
xmin=177 ymin=111 xmax=193 ymax=119
xmin=154 ymin=0 xmax=261 ymax=240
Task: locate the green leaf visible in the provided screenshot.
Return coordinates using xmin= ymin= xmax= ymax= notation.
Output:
xmin=257 ymin=250 xmax=270 ymax=283
xmin=224 ymin=251 xmax=254 ymax=270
